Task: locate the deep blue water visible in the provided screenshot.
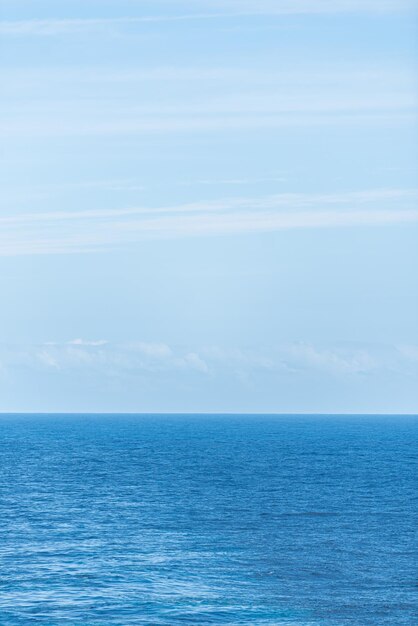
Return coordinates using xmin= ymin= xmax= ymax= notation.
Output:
xmin=0 ymin=415 xmax=417 ymax=625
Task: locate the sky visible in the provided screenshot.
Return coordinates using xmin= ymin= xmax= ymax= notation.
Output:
xmin=0 ymin=0 xmax=417 ymax=413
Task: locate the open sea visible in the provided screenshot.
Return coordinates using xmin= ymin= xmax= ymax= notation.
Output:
xmin=0 ymin=414 xmax=417 ymax=625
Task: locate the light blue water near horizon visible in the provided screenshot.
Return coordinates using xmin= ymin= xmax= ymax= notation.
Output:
xmin=0 ymin=414 xmax=417 ymax=625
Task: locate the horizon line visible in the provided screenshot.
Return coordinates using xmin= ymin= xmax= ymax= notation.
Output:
xmin=1 ymin=412 xmax=417 ymax=417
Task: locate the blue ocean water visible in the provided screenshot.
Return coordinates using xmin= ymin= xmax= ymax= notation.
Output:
xmin=0 ymin=415 xmax=417 ymax=625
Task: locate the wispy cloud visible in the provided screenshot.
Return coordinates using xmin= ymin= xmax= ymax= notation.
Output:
xmin=3 ymin=113 xmax=414 ymax=138
xmin=0 ymin=1 xmax=415 ymax=36
xmin=200 ymin=0 xmax=416 ymax=14
xmin=3 ymin=66 xmax=415 ymax=86
xmin=1 ymin=99 xmax=415 ymax=138
xmin=2 ymin=63 xmax=415 ymax=138
xmin=1 ymin=189 xmax=417 ymax=256
xmin=0 ymin=15 xmax=230 ymax=37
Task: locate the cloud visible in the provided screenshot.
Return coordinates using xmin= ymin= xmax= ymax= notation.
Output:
xmin=198 ymin=0 xmax=416 ymax=13
xmin=69 ymin=338 xmax=108 ymax=347
xmin=1 ymin=97 xmax=415 ymax=138
xmin=2 ymin=64 xmax=415 ymax=140
xmin=285 ymin=343 xmax=378 ymax=375
xmin=1 ymin=340 xmax=417 ymax=412
xmin=37 ymin=350 xmax=60 ymax=370
xmin=0 ymin=2 xmax=414 ymax=36
xmin=1 ymin=340 xmax=210 ymax=377
xmin=0 ymin=15 xmax=229 ymax=37
xmin=397 ymin=345 xmax=418 ymax=363
xmin=1 ymin=339 xmax=417 ymax=379
xmin=176 ymin=352 xmax=210 ymax=373
xmin=3 ymin=66 xmax=414 ymax=87
xmin=0 ymin=189 xmax=417 ymax=256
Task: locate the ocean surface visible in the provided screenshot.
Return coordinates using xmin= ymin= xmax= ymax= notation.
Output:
xmin=0 ymin=415 xmax=417 ymax=625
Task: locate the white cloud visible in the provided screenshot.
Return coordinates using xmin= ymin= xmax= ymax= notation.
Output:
xmin=0 ymin=189 xmax=417 ymax=256
xmin=397 ymin=345 xmax=418 ymax=363
xmin=131 ymin=342 xmax=173 ymax=359
xmin=2 ymin=66 xmax=414 ymax=88
xmin=37 ymin=350 xmax=60 ymax=370
xmin=286 ymin=343 xmax=378 ymax=375
xmin=0 ymin=15 xmax=229 ymax=37
xmin=182 ymin=352 xmax=210 ymax=373
xmin=1 ymin=97 xmax=415 ymax=138
xmin=1 ymin=340 xmax=417 ymax=380
xmin=2 ymin=63 xmax=415 ymax=140
xmin=2 ymin=341 xmax=210 ymax=377
xmin=195 ymin=0 xmax=416 ymax=13
xmin=1 ymin=339 xmax=416 ymax=412
xmin=69 ymin=339 xmax=108 ymax=347
xmin=0 ymin=1 xmax=414 ymax=36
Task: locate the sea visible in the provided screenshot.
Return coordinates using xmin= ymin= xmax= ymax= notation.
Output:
xmin=0 ymin=414 xmax=416 ymax=625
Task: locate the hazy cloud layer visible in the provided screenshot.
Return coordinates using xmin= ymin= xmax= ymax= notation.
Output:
xmin=4 ymin=339 xmax=417 ymax=380
xmin=1 ymin=339 xmax=417 ymax=413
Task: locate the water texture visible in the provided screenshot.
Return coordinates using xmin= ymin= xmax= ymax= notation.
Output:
xmin=0 ymin=414 xmax=417 ymax=625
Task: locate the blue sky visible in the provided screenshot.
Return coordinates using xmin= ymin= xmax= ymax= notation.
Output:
xmin=0 ymin=0 xmax=417 ymax=413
